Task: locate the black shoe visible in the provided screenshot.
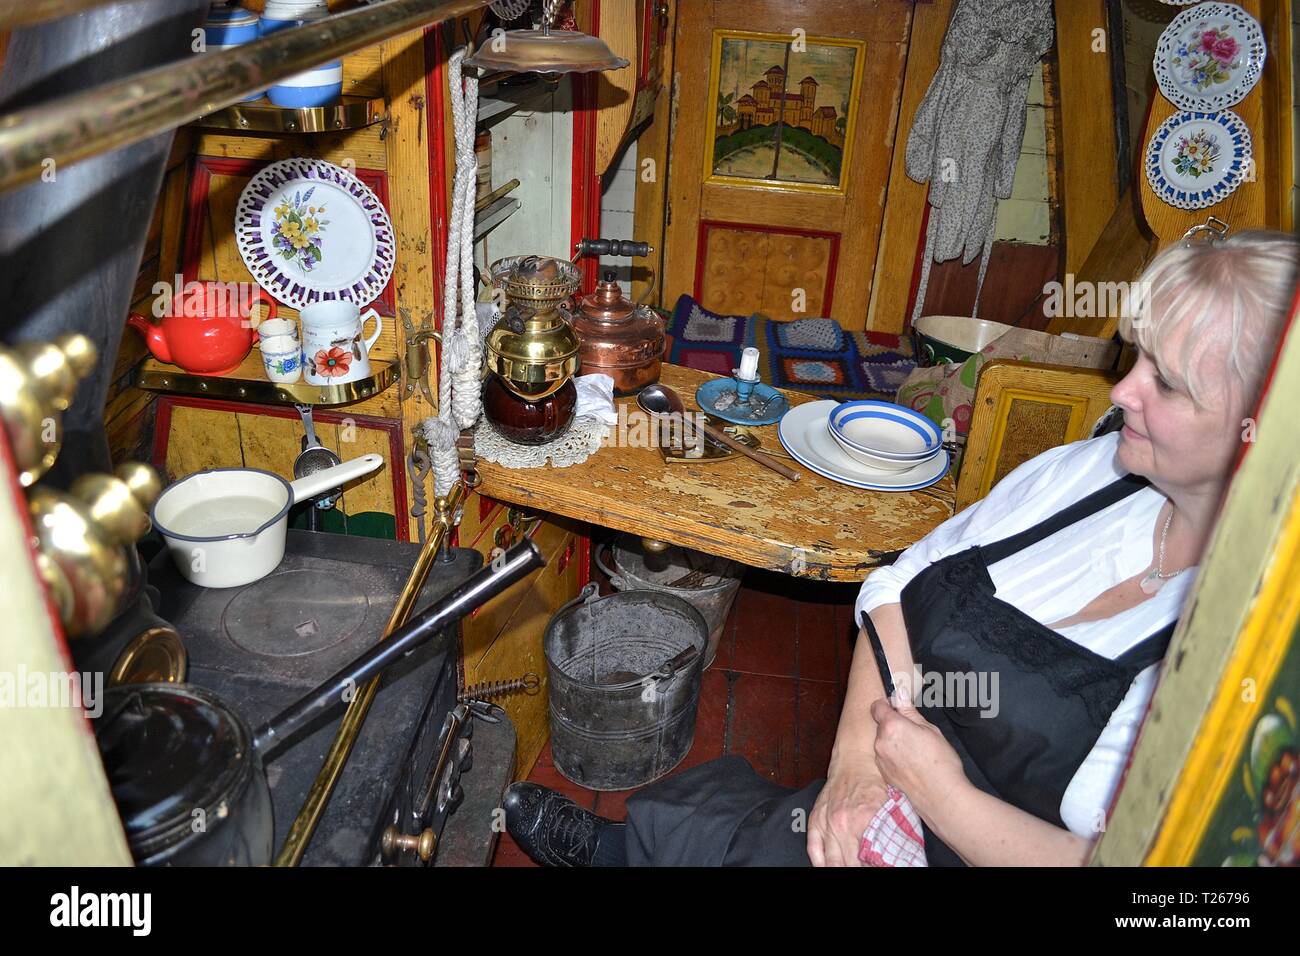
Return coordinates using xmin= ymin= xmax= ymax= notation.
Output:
xmin=503 ymin=782 xmax=611 ymax=867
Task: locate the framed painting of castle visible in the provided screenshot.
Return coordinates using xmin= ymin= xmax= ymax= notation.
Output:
xmin=703 ymin=30 xmax=865 ymax=195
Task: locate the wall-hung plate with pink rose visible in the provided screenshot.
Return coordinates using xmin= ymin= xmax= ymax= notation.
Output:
xmin=1153 ymin=2 xmax=1266 ymax=113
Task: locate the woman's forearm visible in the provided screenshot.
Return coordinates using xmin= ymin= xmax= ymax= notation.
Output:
xmin=829 ymin=603 xmax=915 ymax=772
xmin=920 ymin=779 xmax=1093 ymax=866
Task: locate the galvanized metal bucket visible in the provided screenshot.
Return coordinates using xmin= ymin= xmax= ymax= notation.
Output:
xmin=595 ymin=535 xmax=743 ymax=669
xmin=544 ymin=583 xmax=708 ymax=791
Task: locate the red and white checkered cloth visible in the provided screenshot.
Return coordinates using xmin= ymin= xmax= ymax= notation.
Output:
xmin=858 ymin=786 xmax=928 ymax=867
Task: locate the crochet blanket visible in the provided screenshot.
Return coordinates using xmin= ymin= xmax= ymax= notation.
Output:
xmin=664 ymin=295 xmax=915 ymax=402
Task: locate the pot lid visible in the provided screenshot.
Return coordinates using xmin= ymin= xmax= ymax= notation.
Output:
xmin=94 ymin=684 xmax=254 ymax=856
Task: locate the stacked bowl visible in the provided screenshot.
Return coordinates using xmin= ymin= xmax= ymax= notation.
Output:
xmin=828 ymin=400 xmax=943 ymax=473
xmin=261 ymin=0 xmax=343 ymax=108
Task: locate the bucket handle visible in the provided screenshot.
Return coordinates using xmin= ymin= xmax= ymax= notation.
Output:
xmin=593 ymin=542 xmax=627 ymax=590
xmin=554 ymin=581 xmax=601 ymax=621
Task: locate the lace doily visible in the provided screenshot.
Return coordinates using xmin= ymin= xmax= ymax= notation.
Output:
xmin=473 ymin=415 xmax=610 ymax=469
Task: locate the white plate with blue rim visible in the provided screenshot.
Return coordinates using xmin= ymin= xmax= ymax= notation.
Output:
xmin=778 ymin=401 xmax=950 ymax=492
xmin=1144 ymin=109 xmax=1252 ymax=211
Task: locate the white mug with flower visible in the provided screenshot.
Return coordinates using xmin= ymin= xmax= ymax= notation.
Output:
xmin=300 ymin=301 xmax=384 ymax=386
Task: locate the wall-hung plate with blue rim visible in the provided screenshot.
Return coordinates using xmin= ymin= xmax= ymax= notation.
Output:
xmin=695 ymin=379 xmax=790 ymax=426
xmin=1144 ymin=109 xmax=1252 ymax=211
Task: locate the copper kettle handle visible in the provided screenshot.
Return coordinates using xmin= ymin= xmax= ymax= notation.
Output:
xmin=573 ymin=238 xmax=658 ymax=307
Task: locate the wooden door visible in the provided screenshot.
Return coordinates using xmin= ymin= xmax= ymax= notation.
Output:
xmin=663 ymin=0 xmax=914 ymax=330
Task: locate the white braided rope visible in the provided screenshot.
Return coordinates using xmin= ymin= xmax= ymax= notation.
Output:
xmin=431 ymin=47 xmax=483 ymax=499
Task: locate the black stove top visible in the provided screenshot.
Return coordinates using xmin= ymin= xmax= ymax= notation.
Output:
xmin=80 ymin=530 xmax=507 ymax=866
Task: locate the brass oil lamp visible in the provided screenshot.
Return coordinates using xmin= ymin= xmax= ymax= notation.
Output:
xmin=483 ymin=255 xmax=583 ymax=445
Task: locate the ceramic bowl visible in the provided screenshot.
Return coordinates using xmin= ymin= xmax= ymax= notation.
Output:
xmin=829 ymin=400 xmax=942 ymax=460
xmin=827 ymin=427 xmax=926 ymax=472
xmin=912 ymin=314 xmax=1014 ymax=367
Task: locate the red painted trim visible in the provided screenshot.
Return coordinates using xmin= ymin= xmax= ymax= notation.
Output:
xmin=151 ymin=394 xmax=410 ymax=541
xmin=576 ymin=530 xmax=591 ymax=590
xmin=183 ymin=155 xmax=397 ymax=317
xmin=425 ymin=24 xmax=450 ymax=333
xmin=0 ymin=422 xmax=74 ymax=669
xmin=637 ymin=0 xmax=654 ymax=90
xmin=902 ymin=193 xmax=932 ymax=331
xmin=571 ymin=3 xmax=603 ymax=294
xmin=693 ymin=219 xmax=842 ymax=316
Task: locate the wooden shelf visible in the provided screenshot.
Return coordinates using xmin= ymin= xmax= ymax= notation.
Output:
xmin=133 ymin=352 xmax=399 ymax=407
xmin=192 ymin=95 xmax=387 ymax=134
xmin=474 ymin=194 xmax=522 ymax=242
xmin=477 ymin=79 xmax=552 ymax=129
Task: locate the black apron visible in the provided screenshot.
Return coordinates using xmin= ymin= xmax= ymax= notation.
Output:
xmin=895 ymin=474 xmax=1175 ymax=866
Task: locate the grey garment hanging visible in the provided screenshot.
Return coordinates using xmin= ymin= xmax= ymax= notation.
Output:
xmin=905 ymin=0 xmax=1055 ymax=325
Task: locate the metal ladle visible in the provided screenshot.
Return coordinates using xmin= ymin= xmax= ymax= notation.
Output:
xmin=637 ymin=383 xmax=800 ymax=481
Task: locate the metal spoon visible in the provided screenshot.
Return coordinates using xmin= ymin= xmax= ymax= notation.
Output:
xmin=637 ymin=383 xmax=801 ymax=481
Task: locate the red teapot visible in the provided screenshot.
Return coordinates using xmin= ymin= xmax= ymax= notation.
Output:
xmin=128 ymin=281 xmax=275 ymax=376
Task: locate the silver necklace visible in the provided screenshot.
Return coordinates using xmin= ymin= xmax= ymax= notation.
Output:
xmin=1140 ymin=507 xmax=1184 ymax=595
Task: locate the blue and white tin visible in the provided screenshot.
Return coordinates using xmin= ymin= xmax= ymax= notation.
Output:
xmin=261 ymin=12 xmax=342 ymax=109
xmin=201 ymin=3 xmax=262 ymax=101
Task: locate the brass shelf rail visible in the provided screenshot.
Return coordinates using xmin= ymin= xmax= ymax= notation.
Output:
xmin=0 ymin=0 xmax=492 ymax=194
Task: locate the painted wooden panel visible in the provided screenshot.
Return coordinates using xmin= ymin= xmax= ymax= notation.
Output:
xmin=664 ymin=0 xmax=915 ymax=332
xmin=956 ymin=361 xmax=1119 ymax=511
xmin=163 ymin=404 xmax=241 ymax=479
xmin=696 ymin=222 xmax=835 ymax=320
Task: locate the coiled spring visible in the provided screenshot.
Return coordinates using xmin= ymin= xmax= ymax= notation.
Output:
xmin=458 ymin=673 xmax=541 ymax=704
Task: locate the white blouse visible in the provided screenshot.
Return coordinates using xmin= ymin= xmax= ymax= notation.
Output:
xmin=855 ymin=432 xmax=1195 ymax=838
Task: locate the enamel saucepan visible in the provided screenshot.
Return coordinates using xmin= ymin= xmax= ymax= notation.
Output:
xmin=151 ymin=454 xmax=384 ymax=588
xmin=93 ymin=540 xmax=546 ymax=866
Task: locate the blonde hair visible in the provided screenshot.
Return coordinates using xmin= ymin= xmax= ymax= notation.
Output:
xmin=1118 ymin=230 xmax=1299 ymax=408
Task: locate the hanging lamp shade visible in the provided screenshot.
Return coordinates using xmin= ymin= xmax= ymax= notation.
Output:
xmin=463 ymin=24 xmax=629 ymax=75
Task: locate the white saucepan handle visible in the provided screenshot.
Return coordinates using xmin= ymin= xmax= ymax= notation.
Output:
xmin=289 ymin=453 xmax=383 ymax=503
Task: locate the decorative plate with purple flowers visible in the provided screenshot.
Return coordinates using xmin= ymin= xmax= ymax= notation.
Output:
xmin=235 ymin=157 xmax=395 ymax=311
xmin=1154 ymin=2 xmax=1265 ymax=112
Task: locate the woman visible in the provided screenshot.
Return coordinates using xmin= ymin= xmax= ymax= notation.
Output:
xmin=503 ymin=230 xmax=1299 ymax=867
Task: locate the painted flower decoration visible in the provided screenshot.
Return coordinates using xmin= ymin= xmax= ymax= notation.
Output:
xmin=1211 ymin=34 xmax=1239 ymax=63
xmin=272 ymin=187 xmax=329 ymax=273
xmin=313 ymin=347 xmax=352 ymax=378
xmin=1172 ymin=129 xmax=1220 ymax=178
xmin=1173 ymin=25 xmax=1239 ymax=91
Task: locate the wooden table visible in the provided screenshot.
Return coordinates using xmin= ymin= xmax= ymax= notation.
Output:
xmin=475 ymin=364 xmax=955 ymax=581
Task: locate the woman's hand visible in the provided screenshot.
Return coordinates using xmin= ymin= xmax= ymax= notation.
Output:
xmin=869 ymin=687 xmax=966 ymax=818
xmin=807 ymin=763 xmax=889 ymax=867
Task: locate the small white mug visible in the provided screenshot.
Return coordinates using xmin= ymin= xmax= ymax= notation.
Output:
xmin=299 ymin=301 xmax=383 ymax=385
xmin=261 ymin=334 xmax=302 ymax=383
xmin=258 ymin=318 xmax=300 ymax=342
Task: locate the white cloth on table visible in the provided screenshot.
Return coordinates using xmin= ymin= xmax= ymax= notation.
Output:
xmin=855 ymin=432 xmax=1195 ymax=837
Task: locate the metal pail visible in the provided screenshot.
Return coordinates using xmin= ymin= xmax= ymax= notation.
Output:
xmin=595 ymin=535 xmax=743 ymax=669
xmin=544 ymin=583 xmax=708 ymax=791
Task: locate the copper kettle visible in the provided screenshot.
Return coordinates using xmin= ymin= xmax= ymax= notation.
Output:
xmin=571 ymin=270 xmax=665 ymax=395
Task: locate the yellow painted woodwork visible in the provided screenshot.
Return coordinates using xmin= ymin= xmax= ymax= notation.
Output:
xmin=662 ymin=0 xmax=914 ymax=332
xmin=594 ymin=0 xmax=639 ymax=176
xmin=1055 ymin=0 xmax=1122 ymax=276
xmin=957 ymin=360 xmax=1119 ymax=512
xmin=0 ymin=447 xmax=132 ymax=866
xmin=475 ymin=363 xmax=956 ymax=581
xmin=863 ymin=0 xmax=954 ymax=336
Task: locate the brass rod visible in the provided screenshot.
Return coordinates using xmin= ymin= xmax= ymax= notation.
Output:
xmin=474 ymin=177 xmax=521 ymax=212
xmin=0 ymin=0 xmax=492 ymax=194
xmin=0 ymin=0 xmax=120 ymax=30
xmin=274 ymin=479 xmax=466 ymax=866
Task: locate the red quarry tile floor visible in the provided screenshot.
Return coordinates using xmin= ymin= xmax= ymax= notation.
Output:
xmin=491 ymin=567 xmax=860 ymax=866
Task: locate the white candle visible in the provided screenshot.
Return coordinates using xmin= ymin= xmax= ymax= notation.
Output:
xmin=738 ymin=347 xmax=760 ymax=381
